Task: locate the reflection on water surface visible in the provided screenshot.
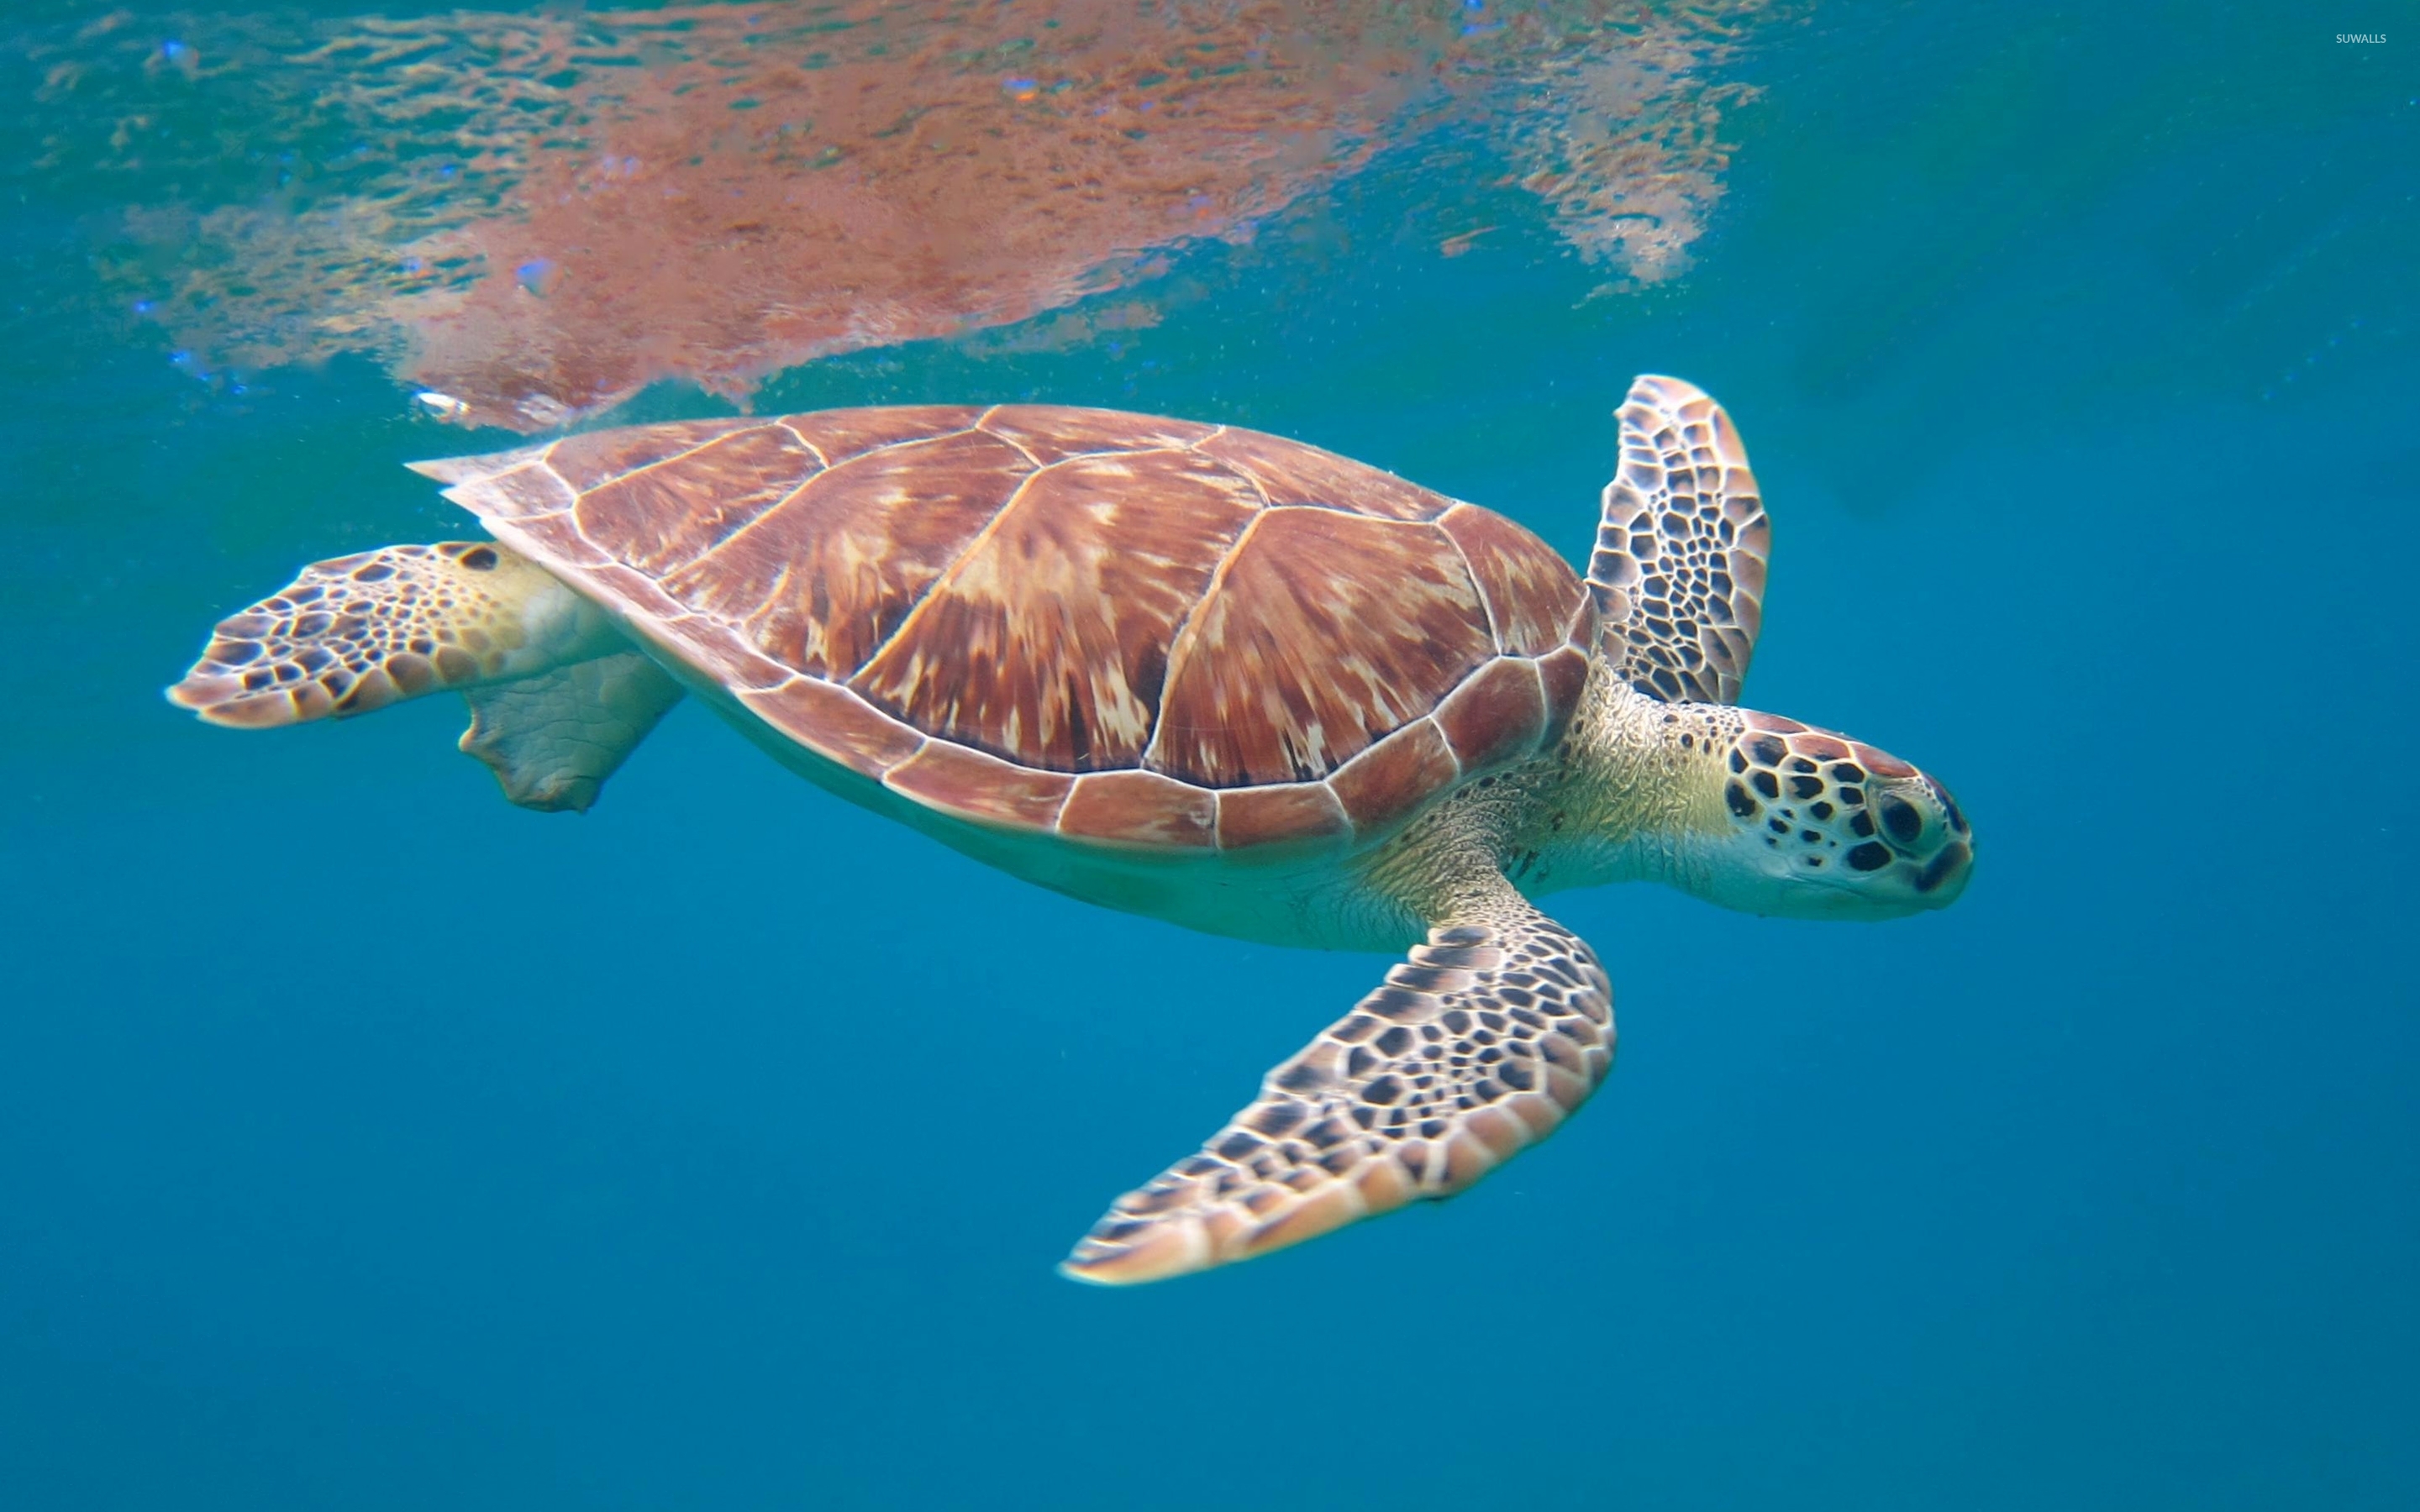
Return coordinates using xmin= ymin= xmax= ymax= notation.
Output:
xmin=23 ymin=0 xmax=1772 ymax=428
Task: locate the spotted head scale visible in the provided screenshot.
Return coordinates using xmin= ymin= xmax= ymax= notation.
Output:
xmin=1699 ymin=711 xmax=1974 ymax=917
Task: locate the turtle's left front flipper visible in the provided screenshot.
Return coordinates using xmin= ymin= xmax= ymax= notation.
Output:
xmin=1062 ymin=883 xmax=1614 ymax=1284
xmin=460 ymin=650 xmax=686 ymax=813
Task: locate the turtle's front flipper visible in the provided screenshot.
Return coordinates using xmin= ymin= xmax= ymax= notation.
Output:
xmin=1062 ymin=879 xmax=1615 ymax=1284
xmin=169 ymin=542 xmax=623 ymax=727
xmin=1588 ymin=375 xmax=1770 ymax=705
xmin=460 ymin=650 xmax=686 ymax=813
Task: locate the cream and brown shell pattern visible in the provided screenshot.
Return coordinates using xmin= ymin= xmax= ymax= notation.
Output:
xmin=413 ymin=404 xmax=1597 ymax=853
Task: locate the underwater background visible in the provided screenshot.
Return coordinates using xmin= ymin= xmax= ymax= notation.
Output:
xmin=3 ymin=2 xmax=2415 ymax=1507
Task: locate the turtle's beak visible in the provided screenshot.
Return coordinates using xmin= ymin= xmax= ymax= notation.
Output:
xmin=1908 ymin=837 xmax=1974 ymax=906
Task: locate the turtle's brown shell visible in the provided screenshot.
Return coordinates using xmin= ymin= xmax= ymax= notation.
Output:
xmin=414 ymin=405 xmax=1596 ymax=851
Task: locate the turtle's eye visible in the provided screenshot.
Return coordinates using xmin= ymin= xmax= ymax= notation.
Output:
xmin=1872 ymin=777 xmax=1971 ymax=859
xmin=1876 ymin=790 xmax=1927 ymax=851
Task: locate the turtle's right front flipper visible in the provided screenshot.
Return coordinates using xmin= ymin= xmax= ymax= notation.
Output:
xmin=169 ymin=542 xmax=623 ymax=727
xmin=1062 ymin=880 xmax=1616 ymax=1284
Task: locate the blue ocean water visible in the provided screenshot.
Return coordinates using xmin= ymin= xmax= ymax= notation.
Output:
xmin=3 ymin=3 xmax=2415 ymax=1509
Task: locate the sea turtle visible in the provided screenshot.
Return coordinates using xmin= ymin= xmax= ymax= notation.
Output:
xmin=170 ymin=375 xmax=1973 ymax=1284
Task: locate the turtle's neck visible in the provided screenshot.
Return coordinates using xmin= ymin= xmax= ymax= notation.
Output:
xmin=1358 ymin=655 xmax=1745 ymax=913
xmin=1528 ymin=658 xmax=1747 ymax=898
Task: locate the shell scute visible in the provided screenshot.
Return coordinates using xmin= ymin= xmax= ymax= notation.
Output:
xmin=1328 ymin=717 xmax=1461 ymax=832
xmin=476 ymin=462 xmax=579 ymax=520
xmin=886 ymin=742 xmax=1073 ymax=830
xmin=1200 ymin=428 xmax=1453 ymax=521
xmin=1439 ymin=503 xmax=1588 ymax=657
xmin=406 ymin=443 xmax=551 ymax=491
xmin=1059 ymin=769 xmax=1218 ymax=849
xmin=851 ymin=448 xmax=1260 ymax=772
xmin=1535 ymin=646 xmax=1594 ymax=749
xmin=572 ymin=423 xmax=822 ymax=577
xmin=1150 ymin=507 xmax=1491 ymax=788
xmin=738 ymin=679 xmax=922 ymax=780
xmin=1215 ymin=783 xmax=1353 ymax=852
xmin=549 ymin=418 xmax=760 ymax=491
xmin=776 ymin=405 xmax=986 ymax=465
xmin=980 ymin=405 xmax=1216 ymax=466
xmin=583 ymin=562 xmax=693 ymax=634
xmin=659 ymin=427 xmax=1025 ymax=678
xmin=1434 ymin=658 xmax=1548 ymax=773
xmin=503 ymin=508 xmax=612 ymax=570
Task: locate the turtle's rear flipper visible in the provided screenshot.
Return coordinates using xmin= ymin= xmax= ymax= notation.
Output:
xmin=168 ymin=542 xmax=622 ymax=727
xmin=460 ymin=652 xmax=686 ymax=813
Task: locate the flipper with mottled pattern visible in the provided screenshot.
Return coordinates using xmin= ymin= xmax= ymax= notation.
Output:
xmin=1061 ymin=877 xmax=1614 ymax=1284
xmin=169 ymin=542 xmax=623 ymax=727
xmin=460 ymin=651 xmax=687 ymax=812
xmin=1587 ymin=375 xmax=1771 ymax=705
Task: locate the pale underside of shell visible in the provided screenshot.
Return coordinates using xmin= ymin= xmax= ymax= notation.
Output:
xmin=412 ymin=404 xmax=1597 ymax=851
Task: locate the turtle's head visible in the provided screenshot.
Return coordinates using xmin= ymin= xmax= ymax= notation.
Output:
xmin=1691 ymin=711 xmax=1973 ymax=920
